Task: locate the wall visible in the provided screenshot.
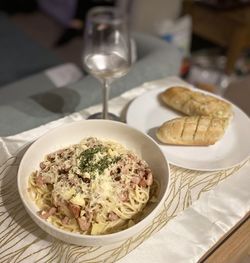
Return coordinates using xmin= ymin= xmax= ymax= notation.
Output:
xmin=130 ymin=0 xmax=183 ymax=34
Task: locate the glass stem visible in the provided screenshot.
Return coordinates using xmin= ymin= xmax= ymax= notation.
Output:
xmin=102 ymin=80 xmax=110 ymax=119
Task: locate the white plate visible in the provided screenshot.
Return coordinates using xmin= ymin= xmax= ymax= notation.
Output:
xmin=127 ymin=84 xmax=250 ymax=171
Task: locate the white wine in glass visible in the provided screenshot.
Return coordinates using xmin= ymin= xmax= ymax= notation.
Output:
xmin=83 ymin=6 xmax=131 ymax=120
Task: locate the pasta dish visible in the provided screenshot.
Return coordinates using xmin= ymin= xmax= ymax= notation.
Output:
xmin=28 ymin=137 xmax=156 ymax=235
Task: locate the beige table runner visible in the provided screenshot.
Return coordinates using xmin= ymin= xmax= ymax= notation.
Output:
xmin=0 ymin=77 xmax=249 ymax=263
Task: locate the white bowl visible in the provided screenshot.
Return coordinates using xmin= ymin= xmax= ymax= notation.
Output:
xmin=17 ymin=120 xmax=170 ymax=246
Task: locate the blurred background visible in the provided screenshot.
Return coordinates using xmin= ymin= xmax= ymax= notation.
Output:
xmin=1 ymin=0 xmax=250 ymax=114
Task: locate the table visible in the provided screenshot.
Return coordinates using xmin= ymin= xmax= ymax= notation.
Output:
xmin=183 ymin=0 xmax=250 ymax=73
xmin=202 ymin=214 xmax=250 ymax=262
xmin=0 ymin=77 xmax=249 ymax=263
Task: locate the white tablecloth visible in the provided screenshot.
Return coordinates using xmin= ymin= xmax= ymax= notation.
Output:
xmin=0 ymin=77 xmax=249 ymax=263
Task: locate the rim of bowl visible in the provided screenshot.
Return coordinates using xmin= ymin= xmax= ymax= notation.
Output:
xmin=17 ymin=119 xmax=170 ymax=241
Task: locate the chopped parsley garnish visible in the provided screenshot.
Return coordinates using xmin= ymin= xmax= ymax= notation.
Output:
xmin=78 ymin=145 xmax=121 ymax=175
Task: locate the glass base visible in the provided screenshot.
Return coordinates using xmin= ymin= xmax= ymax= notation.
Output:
xmin=87 ymin=112 xmax=120 ymax=121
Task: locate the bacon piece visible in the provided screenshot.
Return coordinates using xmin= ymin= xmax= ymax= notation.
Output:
xmin=56 ymin=149 xmax=64 ymax=157
xmin=52 ymin=195 xmax=64 ymax=207
xmin=118 ymin=191 xmax=128 ymax=202
xmin=136 ymin=168 xmax=147 ymax=178
xmin=131 ymin=176 xmax=140 ymax=185
xmin=47 ymin=153 xmax=55 ymax=162
xmin=39 ymin=162 xmax=50 ymax=172
xmin=39 ymin=162 xmax=46 ymax=170
xmin=68 ymin=203 xmax=81 ymax=218
xmin=36 ymin=174 xmax=44 ymax=187
xmin=62 ymin=216 xmax=69 ymax=225
xmin=58 ymin=162 xmax=72 ymax=175
xmin=139 ymin=178 xmax=147 ymax=188
xmin=40 ymin=207 xmax=57 ymax=219
xmin=108 ymin=212 xmax=119 ymax=221
xmin=139 ymin=172 xmax=153 ymax=187
xmin=77 ymin=217 xmax=91 ymax=231
xmin=121 ymin=166 xmax=129 ymax=174
xmin=145 ymin=172 xmax=153 ymax=186
xmin=36 ymin=172 xmax=52 ymax=185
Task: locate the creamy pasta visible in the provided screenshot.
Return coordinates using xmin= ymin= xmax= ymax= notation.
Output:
xmin=28 ymin=137 xmax=156 ymax=235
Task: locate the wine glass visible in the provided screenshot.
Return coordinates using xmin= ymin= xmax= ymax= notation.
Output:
xmin=83 ymin=6 xmax=131 ymax=120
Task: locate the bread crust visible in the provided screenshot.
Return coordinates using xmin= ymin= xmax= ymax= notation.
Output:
xmin=160 ymin=86 xmax=232 ymax=118
xmin=156 ymin=116 xmax=229 ymax=146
